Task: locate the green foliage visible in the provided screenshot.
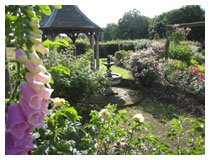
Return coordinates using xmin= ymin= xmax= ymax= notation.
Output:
xmin=82 ymin=104 xmax=157 ymax=155
xmin=32 ymin=101 xmax=84 ymax=155
xmin=75 ymin=39 xmax=89 ymax=55
xmin=114 ymin=50 xmax=131 ymax=65
xmin=166 ymin=117 xmax=205 ymax=155
xmin=46 ymin=51 xmax=109 ymax=103
xmin=169 ymin=44 xmax=193 ymax=63
xmin=100 ymin=23 xmax=118 ymax=41
xmin=116 ymin=9 xmax=150 ymax=40
xmin=154 ymin=33 xmax=160 ymax=40
xmin=38 ymin=5 xmax=51 ymax=15
xmin=134 ymin=39 xmax=152 ymax=50
xmin=149 ymin=5 xmax=205 ymax=42
xmin=99 ymin=41 xmax=119 ymax=58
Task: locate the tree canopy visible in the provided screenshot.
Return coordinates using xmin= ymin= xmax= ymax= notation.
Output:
xmin=100 ymin=5 xmax=205 ymax=42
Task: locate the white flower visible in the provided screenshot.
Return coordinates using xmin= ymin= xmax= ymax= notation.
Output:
xmin=99 ymin=109 xmax=110 ymax=117
xmin=51 ymin=97 xmax=65 ymax=109
xmin=133 ymin=114 xmax=144 ymax=122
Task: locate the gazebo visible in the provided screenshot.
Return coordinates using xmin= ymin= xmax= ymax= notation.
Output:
xmin=40 ymin=5 xmax=103 ymax=70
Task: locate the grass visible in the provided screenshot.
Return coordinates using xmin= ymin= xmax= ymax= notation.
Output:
xmin=120 ymin=98 xmax=197 ymax=150
xmin=99 ymin=58 xmax=133 ymax=79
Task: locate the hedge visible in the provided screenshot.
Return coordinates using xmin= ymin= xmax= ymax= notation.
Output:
xmin=74 ymin=39 xmax=153 ymax=58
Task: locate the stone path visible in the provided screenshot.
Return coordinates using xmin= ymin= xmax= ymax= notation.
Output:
xmin=86 ymin=87 xmax=143 ymax=107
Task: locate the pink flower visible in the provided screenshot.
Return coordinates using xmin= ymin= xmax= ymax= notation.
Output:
xmin=19 ymin=97 xmax=45 ymax=128
xmin=173 ymin=24 xmax=180 ymax=28
xmin=94 ymin=143 xmax=98 ymax=148
xmin=120 ymin=142 xmax=126 ymax=147
xmin=34 ymin=44 xmax=49 ymax=55
xmin=194 ymin=67 xmax=200 ymax=72
xmin=15 ymin=49 xmax=28 ymax=64
xmin=189 ymin=71 xmax=195 ymax=76
xmin=184 ymin=68 xmax=188 ymax=71
xmin=5 ymin=131 xmax=37 ymax=155
xmin=32 ymin=72 xmax=51 ymax=84
xmin=25 ymin=60 xmax=42 ymax=73
xmin=20 ymin=81 xmax=42 ymax=109
xmin=35 ymin=87 xmax=54 ymax=100
xmin=186 ymin=27 xmax=191 ymax=32
xmin=6 ymin=104 xmax=32 ymax=139
xmin=39 ymin=64 xmax=47 ymax=73
xmin=25 ymin=73 xmax=45 ymax=91
xmin=29 ymin=49 xmax=41 ymax=65
xmin=199 ymin=73 xmax=204 ymax=80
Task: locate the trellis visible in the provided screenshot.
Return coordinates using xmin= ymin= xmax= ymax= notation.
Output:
xmin=164 ymin=21 xmax=205 ymax=59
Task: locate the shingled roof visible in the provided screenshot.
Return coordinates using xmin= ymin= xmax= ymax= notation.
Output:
xmin=40 ymin=5 xmax=103 ymax=33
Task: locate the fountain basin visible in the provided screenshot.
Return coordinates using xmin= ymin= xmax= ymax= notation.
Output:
xmin=103 ymin=73 xmax=122 ymax=85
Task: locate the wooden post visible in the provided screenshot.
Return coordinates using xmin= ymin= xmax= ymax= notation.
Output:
xmin=47 ymin=33 xmax=56 ymax=51
xmin=165 ymin=28 xmax=171 ymax=60
xmin=90 ymin=32 xmax=95 ymax=70
xmin=95 ymin=32 xmax=100 ymax=70
xmin=86 ymin=32 xmax=95 ymax=70
xmin=67 ymin=32 xmax=79 ymax=56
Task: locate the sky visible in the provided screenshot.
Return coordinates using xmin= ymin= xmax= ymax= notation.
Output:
xmin=76 ymin=0 xmax=205 ymax=27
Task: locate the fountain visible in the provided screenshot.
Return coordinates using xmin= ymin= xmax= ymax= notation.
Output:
xmin=103 ymin=55 xmax=122 ymax=95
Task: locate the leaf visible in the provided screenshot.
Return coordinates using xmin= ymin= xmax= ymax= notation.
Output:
xmin=38 ymin=5 xmax=51 ymax=16
xmin=62 ymin=107 xmax=81 ymax=120
xmin=51 ymin=65 xmax=70 ymax=76
xmin=52 ymin=5 xmax=62 ymax=9
xmin=119 ymin=110 xmax=127 ymax=115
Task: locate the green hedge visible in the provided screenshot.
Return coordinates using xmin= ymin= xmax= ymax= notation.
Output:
xmin=74 ymin=39 xmax=153 ymax=58
xmin=58 ymin=39 xmax=153 ymax=58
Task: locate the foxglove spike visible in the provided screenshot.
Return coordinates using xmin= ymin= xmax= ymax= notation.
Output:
xmin=15 ymin=49 xmax=28 ymax=64
xmin=20 ymin=81 xmax=42 ymax=109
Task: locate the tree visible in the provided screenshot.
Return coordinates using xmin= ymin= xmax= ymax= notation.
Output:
xmin=100 ymin=23 xmax=118 ymax=41
xmin=148 ymin=5 xmax=205 ymax=41
xmin=116 ymin=9 xmax=150 ymax=40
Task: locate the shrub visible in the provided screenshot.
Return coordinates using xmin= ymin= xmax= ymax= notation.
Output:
xmin=169 ymin=44 xmax=193 ymax=64
xmin=75 ymin=40 xmax=89 ymax=55
xmin=150 ymin=42 xmax=165 ymax=59
xmin=163 ymin=62 xmax=205 ymax=99
xmin=134 ymin=39 xmax=152 ymax=50
xmin=99 ymin=41 xmax=119 ymax=58
xmin=46 ymin=51 xmax=109 ymax=103
xmin=192 ymin=51 xmax=205 ymax=65
xmin=114 ymin=50 xmax=131 ymax=65
xmin=83 ymin=104 xmax=157 ymax=155
xmin=128 ymin=49 xmax=161 ymax=86
xmin=154 ymin=33 xmax=160 ymax=40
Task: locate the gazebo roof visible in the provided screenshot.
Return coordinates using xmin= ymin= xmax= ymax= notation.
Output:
xmin=40 ymin=5 xmax=103 ymax=33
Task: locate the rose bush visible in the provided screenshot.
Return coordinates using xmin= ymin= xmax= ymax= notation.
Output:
xmin=128 ymin=48 xmax=162 ymax=86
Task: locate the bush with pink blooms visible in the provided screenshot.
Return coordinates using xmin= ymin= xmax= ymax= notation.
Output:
xmin=171 ymin=24 xmax=191 ymax=45
xmin=128 ymin=48 xmax=162 ymax=86
xmin=163 ymin=61 xmax=205 ymax=99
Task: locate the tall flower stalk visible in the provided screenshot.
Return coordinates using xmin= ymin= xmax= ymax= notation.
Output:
xmin=5 ymin=6 xmax=52 ymax=155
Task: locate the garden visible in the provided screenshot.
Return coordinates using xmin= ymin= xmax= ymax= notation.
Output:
xmin=5 ymin=5 xmax=205 ymax=155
